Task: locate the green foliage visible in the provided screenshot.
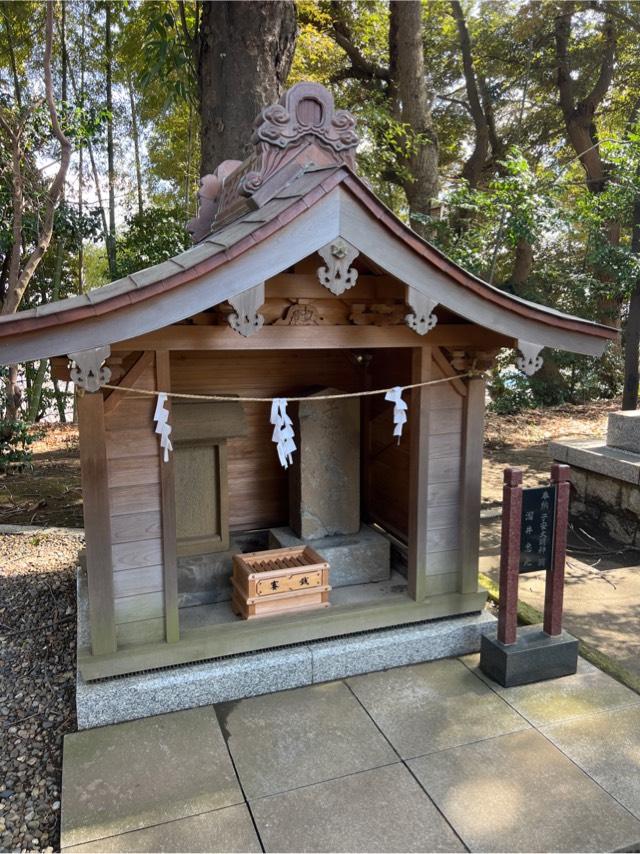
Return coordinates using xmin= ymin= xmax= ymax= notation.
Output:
xmin=0 ymin=420 xmax=38 ymax=472
xmin=113 ymin=205 xmax=190 ymax=278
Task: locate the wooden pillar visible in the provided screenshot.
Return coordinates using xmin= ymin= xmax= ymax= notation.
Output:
xmin=156 ymin=351 xmax=180 ymax=643
xmin=544 ymin=463 xmax=571 ymax=636
xmin=497 ymin=468 xmax=523 ymax=645
xmin=77 ymin=391 xmax=117 ymax=655
xmin=407 ymin=345 xmax=431 ymax=602
xmin=459 ymin=375 xmax=486 ymax=593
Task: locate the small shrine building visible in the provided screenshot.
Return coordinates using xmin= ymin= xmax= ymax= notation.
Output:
xmin=0 ymin=83 xmax=615 ymax=726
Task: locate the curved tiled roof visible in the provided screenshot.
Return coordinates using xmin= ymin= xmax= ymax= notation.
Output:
xmin=0 ymin=163 xmax=616 ymax=347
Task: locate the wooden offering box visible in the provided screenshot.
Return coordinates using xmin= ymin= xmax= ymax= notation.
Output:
xmin=231 ymin=545 xmax=330 ymax=619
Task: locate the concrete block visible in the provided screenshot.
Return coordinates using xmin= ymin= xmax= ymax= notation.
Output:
xmin=607 ymin=410 xmax=640 ymax=455
xmin=570 ymin=467 xmax=588 ymax=499
xmin=586 ymin=470 xmax=622 ymax=506
xmin=564 ymin=442 xmax=640 ymax=484
xmin=311 ymin=610 xmax=496 ymax=682
xmin=76 ymin=646 xmax=314 ymax=729
xmin=269 ymin=524 xmax=390 ymax=587
xmin=177 ymin=544 xmax=238 ymax=607
xmin=76 ymin=612 xmax=495 ymax=729
xmin=621 ymin=482 xmax=640 ymax=516
xmin=290 ymin=390 xmax=360 ymax=539
xmin=480 ymin=624 xmax=578 ymax=687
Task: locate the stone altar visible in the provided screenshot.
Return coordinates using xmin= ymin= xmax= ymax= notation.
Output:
xmin=550 ymin=410 xmax=640 ymax=546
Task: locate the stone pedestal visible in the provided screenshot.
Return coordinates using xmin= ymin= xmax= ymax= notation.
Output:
xmin=178 ymin=546 xmax=237 ymax=607
xmin=480 ymin=624 xmax=578 ymax=687
xmin=290 ymin=389 xmax=360 ymax=540
xmin=269 ymin=525 xmax=390 ymax=588
xmin=607 ymin=411 xmax=640 ymax=454
xmin=550 ymin=410 xmax=640 ymax=547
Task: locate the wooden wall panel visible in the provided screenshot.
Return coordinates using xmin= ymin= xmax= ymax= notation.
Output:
xmin=170 ymin=350 xmax=363 ymax=531
xmin=104 ymin=351 xmax=166 ymax=645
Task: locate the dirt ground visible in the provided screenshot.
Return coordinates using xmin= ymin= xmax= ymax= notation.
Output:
xmin=0 ymin=400 xmax=617 ymax=528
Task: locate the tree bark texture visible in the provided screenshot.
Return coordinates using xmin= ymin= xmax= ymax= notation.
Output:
xmin=389 ymin=0 xmax=438 ymax=238
xmin=622 ymin=183 xmax=640 ymax=409
xmin=105 ymin=1 xmax=116 ymax=276
xmin=198 ymin=1 xmax=297 ymax=175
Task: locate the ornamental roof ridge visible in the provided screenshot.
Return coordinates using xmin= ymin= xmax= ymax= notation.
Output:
xmin=187 ymin=82 xmax=359 ymax=243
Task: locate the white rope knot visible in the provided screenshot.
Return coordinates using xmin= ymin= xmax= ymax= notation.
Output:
xmin=270 ymin=398 xmax=296 ymax=469
xmin=153 ymin=392 xmax=173 ymax=463
xmin=384 ymin=386 xmax=408 ymax=444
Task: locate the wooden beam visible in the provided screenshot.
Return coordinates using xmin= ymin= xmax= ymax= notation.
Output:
xmin=103 ymin=351 xmax=154 ymax=415
xmin=156 ymin=350 xmax=180 ymax=643
xmin=459 ymin=375 xmax=486 ymax=593
xmin=115 ymin=324 xmax=512 ymax=352
xmin=77 ymin=392 xmax=117 ymax=655
xmin=432 ymin=347 xmax=467 ymax=397
xmin=407 ymin=345 xmax=431 ymax=602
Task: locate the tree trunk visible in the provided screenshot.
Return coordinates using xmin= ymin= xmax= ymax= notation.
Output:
xmin=128 ymin=72 xmax=144 ymax=218
xmin=26 ymin=360 xmax=47 ymax=423
xmin=198 ymin=1 xmax=297 ymax=175
xmin=105 ymin=1 xmax=117 ymax=276
xmin=52 ymin=377 xmax=67 ymax=423
xmin=622 ymin=183 xmax=640 ymax=409
xmin=450 ymin=1 xmax=490 ymax=189
xmin=388 ymin=1 xmax=438 ymax=238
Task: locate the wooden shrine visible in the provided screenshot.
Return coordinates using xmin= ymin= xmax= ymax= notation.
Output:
xmin=0 ymin=82 xmax=615 ymax=687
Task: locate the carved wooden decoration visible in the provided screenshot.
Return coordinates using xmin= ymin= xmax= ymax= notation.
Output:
xmin=405 ymin=287 xmax=438 ymax=336
xmin=188 ymin=83 xmax=359 ymax=240
xmin=68 ymin=345 xmax=112 ymax=392
xmin=317 ymin=239 xmax=359 ymax=296
xmin=228 ymin=283 xmax=265 ymax=337
xmin=516 ymin=341 xmax=544 ymax=376
xmin=274 ymin=301 xmax=323 ymax=326
xmin=349 ymin=304 xmax=406 ymax=326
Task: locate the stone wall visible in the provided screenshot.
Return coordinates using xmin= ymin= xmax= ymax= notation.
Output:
xmin=564 ymin=465 xmax=640 ymax=546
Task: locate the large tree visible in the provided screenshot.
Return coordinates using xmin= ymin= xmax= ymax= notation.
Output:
xmin=177 ymin=1 xmax=297 ymax=175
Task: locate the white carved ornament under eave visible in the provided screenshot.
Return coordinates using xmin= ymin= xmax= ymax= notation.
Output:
xmin=316 ymin=238 xmax=359 ymax=296
xmin=516 ymin=340 xmax=544 ymax=376
xmin=405 ymin=286 xmax=438 ymax=336
xmin=228 ymin=282 xmax=265 ymax=337
xmin=68 ymin=345 xmax=111 ymax=392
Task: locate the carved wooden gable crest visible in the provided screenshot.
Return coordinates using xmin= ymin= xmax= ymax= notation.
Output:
xmin=188 ymin=83 xmax=359 ymax=240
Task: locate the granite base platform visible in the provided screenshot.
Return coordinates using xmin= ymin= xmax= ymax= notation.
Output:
xmin=75 ymin=610 xmax=496 ymax=729
xmin=268 ymin=524 xmax=391 ymax=587
xmin=480 ymin=624 xmax=579 ymax=687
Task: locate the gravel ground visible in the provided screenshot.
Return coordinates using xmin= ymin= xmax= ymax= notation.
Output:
xmin=0 ymin=532 xmax=83 ymax=853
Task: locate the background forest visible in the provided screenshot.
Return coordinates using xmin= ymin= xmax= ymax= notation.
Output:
xmin=2 ymin=0 xmax=640 ymax=443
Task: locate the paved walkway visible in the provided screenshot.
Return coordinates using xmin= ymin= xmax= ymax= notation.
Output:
xmin=61 ymin=653 xmax=640 ymax=853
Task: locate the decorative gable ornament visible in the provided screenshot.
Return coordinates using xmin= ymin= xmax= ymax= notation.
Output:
xmin=316 ymin=239 xmax=359 ymax=295
xmin=187 ymin=83 xmax=359 ymax=240
xmin=68 ymin=345 xmax=111 ymax=393
xmin=405 ymin=287 xmax=438 ymax=336
xmin=516 ymin=341 xmax=544 ymax=376
xmin=228 ymin=282 xmax=265 ymax=337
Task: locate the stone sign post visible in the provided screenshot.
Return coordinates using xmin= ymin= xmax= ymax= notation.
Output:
xmin=480 ymin=463 xmax=578 ymax=687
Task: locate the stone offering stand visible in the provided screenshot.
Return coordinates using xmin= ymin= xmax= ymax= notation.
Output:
xmin=550 ymin=410 xmax=640 ymax=547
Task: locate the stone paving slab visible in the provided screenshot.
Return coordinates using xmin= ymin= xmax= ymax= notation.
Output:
xmin=62 ymin=804 xmax=260 ymax=853
xmin=408 ymin=729 xmax=640 ymax=853
xmin=346 ymin=658 xmax=529 ymax=759
xmin=543 ymin=704 xmax=640 ymax=820
xmin=462 ymin=652 xmax=640 ymax=726
xmin=217 ymin=681 xmax=397 ymax=800
xmin=61 ymin=707 xmax=242 ymax=848
xmin=251 ymin=763 xmax=465 ymax=853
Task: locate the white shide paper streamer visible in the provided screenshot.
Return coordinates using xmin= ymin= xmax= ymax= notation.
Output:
xmin=384 ymin=386 xmax=408 ymax=443
xmin=270 ymin=398 xmax=296 ymax=469
xmin=153 ymin=392 xmax=173 ymax=463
